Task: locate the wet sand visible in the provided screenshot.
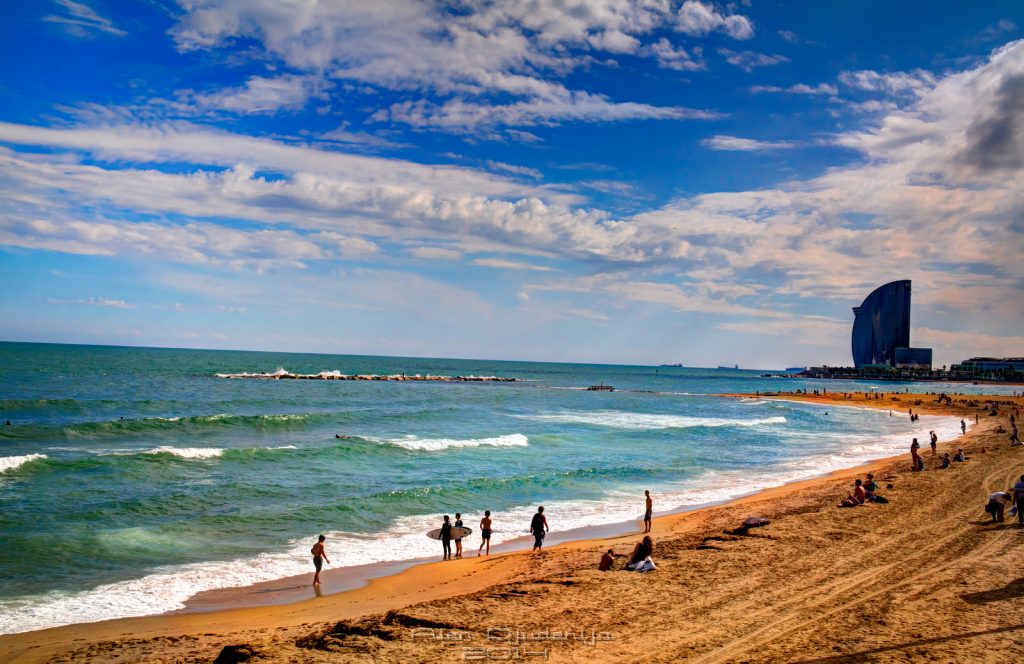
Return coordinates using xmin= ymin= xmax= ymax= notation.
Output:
xmin=2 ymin=392 xmax=1023 ymax=663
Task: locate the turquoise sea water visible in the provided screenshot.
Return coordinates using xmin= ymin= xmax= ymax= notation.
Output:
xmin=0 ymin=342 xmax=1010 ymax=634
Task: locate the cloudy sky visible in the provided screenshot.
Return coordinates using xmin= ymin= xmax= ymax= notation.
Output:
xmin=1 ymin=1 xmax=1022 ymax=368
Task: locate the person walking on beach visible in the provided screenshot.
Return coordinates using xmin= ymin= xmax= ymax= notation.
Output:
xmin=930 ymin=431 xmax=938 ymax=455
xmin=1013 ymin=476 xmax=1024 ymax=527
xmin=643 ymin=490 xmax=653 ymax=533
xmin=530 ymin=506 xmax=548 ymax=551
xmin=478 ymin=510 xmax=492 ymax=556
xmin=311 ymin=534 xmax=330 ymax=586
xmin=454 ymin=512 xmax=464 ymax=559
xmin=440 ymin=515 xmax=453 ymax=560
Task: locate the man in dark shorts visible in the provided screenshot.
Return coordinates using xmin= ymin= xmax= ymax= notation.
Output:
xmin=478 ymin=510 xmax=492 ymax=556
xmin=530 ymin=506 xmax=548 ymax=551
xmin=643 ymin=490 xmax=653 ymax=533
xmin=454 ymin=512 xmax=464 ymax=559
xmin=440 ymin=515 xmax=453 ymax=560
xmin=310 ymin=534 xmax=329 ymax=586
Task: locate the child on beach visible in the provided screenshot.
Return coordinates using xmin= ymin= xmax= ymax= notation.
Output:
xmin=599 ymin=548 xmax=623 ymax=571
xmin=939 ymin=453 xmax=951 ymax=469
xmin=478 ymin=510 xmax=492 ymax=556
xmin=310 ymin=534 xmax=329 ymax=586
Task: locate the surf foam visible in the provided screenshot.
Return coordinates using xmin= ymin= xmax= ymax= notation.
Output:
xmin=372 ymin=433 xmax=529 ymax=451
xmin=523 ymin=411 xmax=786 ymax=430
xmin=145 ymin=446 xmax=224 ymax=459
xmin=0 ymin=454 xmax=47 ymax=474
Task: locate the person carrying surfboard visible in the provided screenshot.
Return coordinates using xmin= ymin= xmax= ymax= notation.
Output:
xmin=440 ymin=515 xmax=453 ymax=560
xmin=454 ymin=512 xmax=464 ymax=559
xmin=530 ymin=506 xmax=548 ymax=551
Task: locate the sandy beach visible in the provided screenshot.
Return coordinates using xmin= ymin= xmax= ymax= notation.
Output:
xmin=3 ymin=391 xmax=1023 ymax=663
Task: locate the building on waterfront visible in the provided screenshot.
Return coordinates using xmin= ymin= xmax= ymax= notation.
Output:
xmin=951 ymin=357 xmax=1024 ymax=379
xmin=851 ymin=280 xmax=932 ymax=369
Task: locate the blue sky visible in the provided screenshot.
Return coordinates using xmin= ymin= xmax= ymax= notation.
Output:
xmin=1 ymin=1 xmax=1022 ymax=368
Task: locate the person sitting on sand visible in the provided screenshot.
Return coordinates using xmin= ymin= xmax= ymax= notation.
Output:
xmin=440 ymin=515 xmax=453 ymax=560
xmin=863 ymin=474 xmax=888 ymax=503
xmin=838 ymin=479 xmax=866 ymax=508
xmin=530 ymin=506 xmax=548 ymax=551
xmin=626 ymin=536 xmax=654 ymax=570
xmin=939 ymin=453 xmax=952 ymax=469
xmin=953 ymin=448 xmax=968 ymax=462
xmin=310 ymin=534 xmax=330 ymax=586
xmin=478 ymin=510 xmax=492 ymax=556
xmin=986 ymin=491 xmax=1013 ymax=523
xmin=599 ymin=548 xmax=623 ymax=571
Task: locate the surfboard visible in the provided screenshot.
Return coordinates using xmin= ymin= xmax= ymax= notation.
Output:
xmin=426 ymin=526 xmax=473 ymax=540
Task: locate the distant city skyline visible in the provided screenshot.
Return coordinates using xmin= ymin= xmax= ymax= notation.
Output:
xmin=1 ymin=1 xmax=1023 ymax=368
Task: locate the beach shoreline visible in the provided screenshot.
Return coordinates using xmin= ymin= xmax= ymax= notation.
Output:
xmin=2 ymin=391 xmax=1022 ymax=663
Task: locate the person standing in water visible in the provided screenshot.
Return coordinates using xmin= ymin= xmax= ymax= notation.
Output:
xmin=440 ymin=515 xmax=453 ymax=560
xmin=454 ymin=512 xmax=464 ymax=559
xmin=961 ymin=419 xmax=967 ymax=435
xmin=530 ymin=506 xmax=548 ymax=551
xmin=478 ymin=510 xmax=492 ymax=556
xmin=930 ymin=431 xmax=938 ymax=455
xmin=643 ymin=490 xmax=653 ymax=533
xmin=310 ymin=534 xmax=330 ymax=586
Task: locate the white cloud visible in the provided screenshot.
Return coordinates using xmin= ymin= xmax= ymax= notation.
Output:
xmin=644 ymin=38 xmax=705 ymax=72
xmin=167 ymin=0 xmax=742 ymax=132
xmin=719 ymin=49 xmax=789 ymax=72
xmin=472 ymin=258 xmax=552 ymax=272
xmin=702 ymin=135 xmax=800 ymax=151
xmin=838 ymin=69 xmax=936 ymax=96
xmin=46 ymin=296 xmax=135 ymax=308
xmin=44 ymin=0 xmax=126 ymax=38
xmin=485 ymin=160 xmax=543 ymax=179
xmin=187 ymin=74 xmax=328 ymax=114
xmin=676 ymin=1 xmax=753 ymax=39
xmin=751 ymin=82 xmax=837 ymax=95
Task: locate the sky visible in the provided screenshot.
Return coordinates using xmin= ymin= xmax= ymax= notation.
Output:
xmin=1 ymin=0 xmax=1022 ymax=369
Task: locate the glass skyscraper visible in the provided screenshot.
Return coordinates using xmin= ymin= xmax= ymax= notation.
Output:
xmin=851 ymin=280 xmax=912 ymax=368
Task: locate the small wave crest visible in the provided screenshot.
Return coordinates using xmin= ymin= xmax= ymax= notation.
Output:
xmin=144 ymin=446 xmax=224 ymax=459
xmin=370 ymin=433 xmax=529 ymax=451
xmin=522 ymin=411 xmax=786 ymax=430
xmin=0 ymin=454 xmax=48 ymax=474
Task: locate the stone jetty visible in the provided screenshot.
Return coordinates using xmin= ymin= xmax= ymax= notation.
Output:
xmin=215 ymin=368 xmax=516 ymax=382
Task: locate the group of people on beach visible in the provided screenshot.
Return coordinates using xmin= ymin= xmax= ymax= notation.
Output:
xmin=837 ymin=473 xmax=888 ymax=507
xmin=439 ymin=510 xmax=496 ymax=560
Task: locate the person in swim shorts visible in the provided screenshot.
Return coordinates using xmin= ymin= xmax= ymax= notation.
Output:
xmin=478 ymin=510 xmax=492 ymax=556
xmin=311 ymin=534 xmax=329 ymax=586
xmin=643 ymin=490 xmax=653 ymax=533
xmin=530 ymin=506 xmax=548 ymax=551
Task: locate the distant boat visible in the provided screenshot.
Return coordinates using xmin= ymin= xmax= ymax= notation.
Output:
xmin=586 ymin=383 xmax=615 ymax=391
xmin=717 ymin=364 xmax=739 ymax=370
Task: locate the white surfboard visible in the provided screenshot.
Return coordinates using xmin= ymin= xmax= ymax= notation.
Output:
xmin=426 ymin=526 xmax=473 ymax=540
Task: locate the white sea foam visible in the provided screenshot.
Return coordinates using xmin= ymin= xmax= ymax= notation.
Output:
xmin=522 ymin=411 xmax=786 ymax=430
xmin=145 ymin=446 xmax=224 ymax=459
xmin=0 ymin=454 xmax=47 ymax=474
xmin=371 ymin=433 xmax=529 ymax=451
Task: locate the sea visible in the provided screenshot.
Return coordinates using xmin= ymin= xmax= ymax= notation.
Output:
xmin=0 ymin=341 xmax=1014 ymax=635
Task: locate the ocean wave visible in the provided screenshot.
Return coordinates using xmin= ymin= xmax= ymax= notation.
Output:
xmin=521 ymin=411 xmax=786 ymax=430
xmin=369 ymin=433 xmax=529 ymax=451
xmin=144 ymin=446 xmax=224 ymax=459
xmin=0 ymin=454 xmax=48 ymax=474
